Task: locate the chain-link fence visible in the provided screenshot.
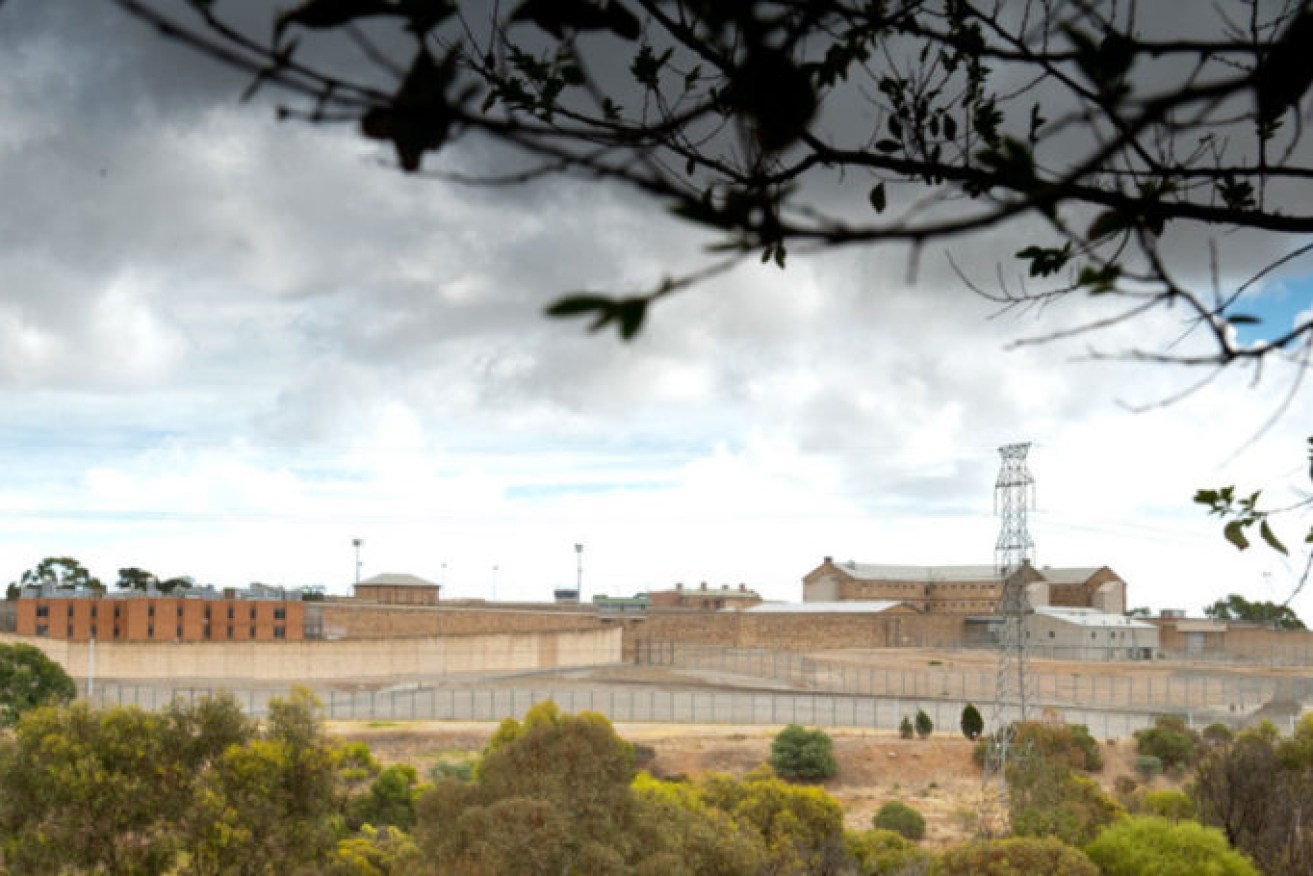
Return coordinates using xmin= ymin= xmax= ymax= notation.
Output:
xmin=633 ymin=642 xmax=1290 ymax=713
xmin=84 ymin=679 xmax=1174 ymax=738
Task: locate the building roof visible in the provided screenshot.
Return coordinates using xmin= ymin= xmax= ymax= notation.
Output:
xmin=826 ymin=561 xmax=1116 ymax=585
xmin=1038 ymin=567 xmax=1110 ymax=585
xmin=831 ymin=562 xmax=1002 ymax=582
xmin=1033 ymin=606 xmax=1154 ymax=629
xmin=356 ymin=573 xmax=439 ymax=588
xmin=743 ymin=600 xmax=908 ymax=614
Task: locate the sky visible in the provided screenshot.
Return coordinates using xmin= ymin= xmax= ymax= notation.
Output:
xmin=0 ymin=2 xmax=1310 ymax=613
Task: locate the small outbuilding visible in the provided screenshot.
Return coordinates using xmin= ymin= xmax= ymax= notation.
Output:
xmin=353 ymin=573 xmax=440 ymax=607
xmin=1028 ymin=606 xmax=1157 ymax=660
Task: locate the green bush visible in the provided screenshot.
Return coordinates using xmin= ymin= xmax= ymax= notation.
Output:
xmin=1139 ymin=789 xmax=1197 ymax=821
xmin=872 ymin=801 xmax=926 ymax=841
xmin=769 ymin=724 xmax=837 ymax=781
xmin=429 ymin=758 xmax=475 ymax=784
xmin=1133 ymin=754 xmax=1163 ymax=781
xmin=1202 ymin=722 xmax=1234 ymax=747
xmin=932 ymin=836 xmax=1096 ymax=875
xmin=1135 ymin=715 xmax=1199 ymax=770
xmin=899 ymin=716 xmax=915 ymax=739
xmin=1085 ymin=816 xmax=1259 ymax=876
xmin=914 ymin=709 xmax=933 ymax=739
xmin=960 ymin=704 xmax=983 ymax=741
xmin=846 ymin=828 xmax=932 ymax=875
xmin=972 ymin=721 xmax=1102 ymax=772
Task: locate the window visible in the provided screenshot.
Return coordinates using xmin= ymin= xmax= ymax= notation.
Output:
xmin=35 ymin=624 xmax=48 ymax=637
xmin=1091 ymin=631 xmax=1097 ymax=640
xmin=249 ymin=607 xmax=256 ymax=620
xmin=90 ymin=605 xmax=97 ymax=618
xmin=227 ymin=606 xmax=234 ymax=620
xmin=90 ymin=625 xmax=97 ymax=638
xmin=36 ymin=605 xmax=48 ymax=618
xmin=177 ymin=605 xmax=183 ymax=617
xmin=204 ymin=606 xmax=211 ymax=619
xmin=66 ymin=624 xmax=72 ymax=637
xmin=1048 ymin=631 xmax=1055 ymax=639
xmin=148 ymin=624 xmax=154 ymax=638
xmin=249 ymin=625 xmax=255 ymax=638
xmin=176 ymin=625 xmax=183 ymax=638
xmin=227 ymin=626 xmax=233 ymax=639
xmin=274 ymin=607 xmax=286 ymax=620
xmin=148 ymin=604 xmax=155 ymax=618
xmin=114 ymin=604 xmax=121 ymax=618
xmin=274 ymin=626 xmax=285 ymax=639
xmin=67 ymin=605 xmax=74 ymax=618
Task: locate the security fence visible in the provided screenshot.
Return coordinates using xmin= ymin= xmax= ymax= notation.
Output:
xmin=83 ymin=679 xmax=1169 ymax=738
xmin=633 ymin=642 xmax=1291 ymax=713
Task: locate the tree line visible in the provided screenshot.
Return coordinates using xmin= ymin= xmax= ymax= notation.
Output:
xmin=0 ymin=647 xmax=1299 ymax=875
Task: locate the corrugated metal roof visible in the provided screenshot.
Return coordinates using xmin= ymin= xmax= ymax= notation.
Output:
xmin=1034 ymin=606 xmax=1154 ymax=629
xmin=743 ymin=600 xmax=907 ymax=614
xmin=357 ymin=573 xmax=439 ymax=588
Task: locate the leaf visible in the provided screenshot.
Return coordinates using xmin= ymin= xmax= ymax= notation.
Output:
xmin=774 ymin=244 xmax=787 ymax=269
xmin=544 ymin=294 xmax=613 ymax=317
xmin=1223 ymin=520 xmax=1250 ymax=551
xmin=511 ymin=0 xmax=640 ymax=40
xmin=1260 ymin=519 xmax=1288 ymax=555
xmin=869 ymin=183 xmax=887 ymax=213
xmin=1087 ymin=210 xmax=1128 ymax=241
xmin=1226 ymin=314 xmax=1261 ymax=325
xmin=615 ymin=298 xmax=647 ymax=339
xmin=276 ymin=0 xmax=398 ymax=39
xmin=1256 ymin=8 xmax=1313 ymax=124
xmin=875 ymin=139 xmax=902 ymax=153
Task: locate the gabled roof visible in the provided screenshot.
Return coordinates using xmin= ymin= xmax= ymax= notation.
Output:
xmin=356 ymin=573 xmax=439 ymax=588
xmin=1039 ymin=567 xmax=1113 ymax=585
xmin=743 ymin=600 xmax=909 ymax=614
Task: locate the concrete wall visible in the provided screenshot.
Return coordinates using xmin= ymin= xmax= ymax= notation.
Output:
xmin=0 ymin=626 xmax=621 ymax=683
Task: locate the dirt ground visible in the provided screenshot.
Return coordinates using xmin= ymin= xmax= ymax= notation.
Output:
xmin=327 ymin=720 xmax=1166 ymax=849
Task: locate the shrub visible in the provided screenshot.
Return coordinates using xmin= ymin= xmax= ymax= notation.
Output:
xmin=769 ymin=724 xmax=837 ymax=782
xmin=1139 ymin=789 xmax=1197 ymax=821
xmin=914 ymin=709 xmax=933 ymax=739
xmin=1135 ymin=715 xmax=1199 ymax=770
xmin=1133 ymin=754 xmax=1163 ymax=781
xmin=1008 ymin=756 xmax=1125 ymax=847
xmin=1085 ymin=816 xmax=1259 ymax=876
xmin=873 ymin=801 xmax=926 ymax=841
xmin=932 ymin=836 xmax=1096 ymax=875
xmin=846 ymin=828 xmax=932 ymax=875
xmin=960 ymin=704 xmax=983 ymax=741
xmin=1203 ymin=722 xmax=1234 ymax=747
xmin=429 ymin=758 xmax=474 ymax=784
xmin=972 ymin=721 xmax=1102 ymax=772
xmin=899 ymin=716 xmax=915 ymax=739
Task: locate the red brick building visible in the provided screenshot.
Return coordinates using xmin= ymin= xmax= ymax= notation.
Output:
xmin=16 ymin=593 xmax=304 ymax=642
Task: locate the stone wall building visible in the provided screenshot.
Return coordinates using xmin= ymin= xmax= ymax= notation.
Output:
xmin=353 ymin=573 xmax=440 ymax=606
xmin=802 ymin=557 xmax=1125 ymax=615
xmin=648 ymin=582 xmax=763 ymax=611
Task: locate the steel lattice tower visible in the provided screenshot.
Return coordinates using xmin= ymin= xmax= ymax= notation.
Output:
xmin=980 ymin=442 xmax=1037 ymax=835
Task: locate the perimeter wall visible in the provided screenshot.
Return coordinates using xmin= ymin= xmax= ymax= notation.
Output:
xmin=0 ymin=627 xmax=621 ymax=683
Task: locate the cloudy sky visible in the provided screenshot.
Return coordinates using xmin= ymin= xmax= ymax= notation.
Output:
xmin=0 ymin=2 xmax=1309 ymax=613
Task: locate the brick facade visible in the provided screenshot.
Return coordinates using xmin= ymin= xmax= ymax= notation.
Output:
xmin=16 ymin=596 xmax=304 ymax=642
